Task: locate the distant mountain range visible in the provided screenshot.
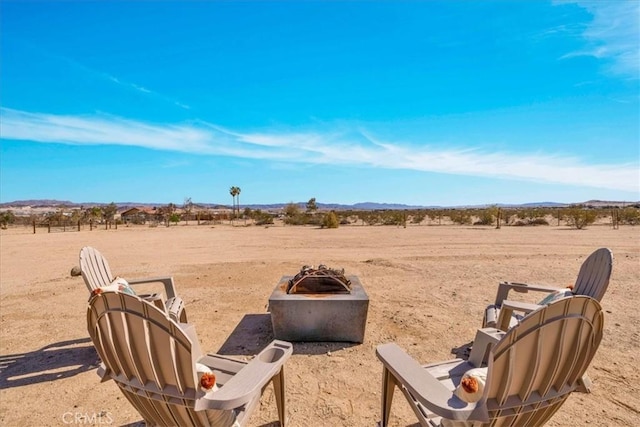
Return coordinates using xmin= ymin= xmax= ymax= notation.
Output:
xmin=1 ymin=199 xmax=637 ymax=210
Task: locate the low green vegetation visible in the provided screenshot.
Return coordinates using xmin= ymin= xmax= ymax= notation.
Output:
xmin=2 ymin=201 xmax=638 ymax=232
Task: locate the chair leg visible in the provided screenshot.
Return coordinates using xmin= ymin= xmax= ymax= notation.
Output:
xmin=273 ymin=369 xmax=286 ymax=426
xmin=576 ymin=373 xmax=593 ymax=393
xmin=381 ymin=367 xmax=396 ymax=427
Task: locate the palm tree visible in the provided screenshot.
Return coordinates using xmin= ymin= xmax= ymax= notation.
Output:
xmin=236 ymin=187 xmax=241 ymax=219
xmin=229 ymin=186 xmax=240 ymax=222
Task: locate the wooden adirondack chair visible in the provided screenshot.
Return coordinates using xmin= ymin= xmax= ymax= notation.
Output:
xmin=376 ymin=296 xmax=604 ymax=427
xmin=79 ymin=246 xmax=187 ymax=322
xmin=87 ymin=291 xmax=293 ymax=427
xmin=484 ymin=247 xmax=612 ymax=331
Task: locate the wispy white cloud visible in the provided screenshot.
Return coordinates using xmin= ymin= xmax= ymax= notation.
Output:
xmin=32 ymin=47 xmax=191 ymax=109
xmin=555 ymin=1 xmax=640 ymax=78
xmin=1 ymin=108 xmax=638 ymax=193
xmin=105 ymin=74 xmax=188 ymax=108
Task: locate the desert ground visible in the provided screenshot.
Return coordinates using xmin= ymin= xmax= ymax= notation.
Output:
xmin=0 ymin=221 xmax=639 ymax=426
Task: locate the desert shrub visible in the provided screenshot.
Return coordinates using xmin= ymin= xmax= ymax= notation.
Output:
xmin=321 ymin=211 xmax=339 ymax=229
xmin=564 ymin=207 xmax=597 ymax=229
xmin=284 ymin=214 xmax=307 ymax=225
xmin=305 ymin=214 xmax=322 ymax=226
xmin=449 ymin=210 xmax=472 ymax=225
xmin=169 ymin=213 xmax=181 ymax=225
xmin=511 ymin=217 xmax=549 ymax=226
xmin=529 ymin=218 xmax=549 ymax=226
xmin=474 ymin=209 xmax=494 ymax=225
xmin=411 ymin=211 xmax=426 ymax=224
xmin=252 ymin=210 xmax=274 ymax=225
xmin=359 ymin=212 xmax=380 ymax=225
xmin=381 ymin=211 xmax=405 ymax=226
xmin=618 ymin=207 xmax=640 ymax=225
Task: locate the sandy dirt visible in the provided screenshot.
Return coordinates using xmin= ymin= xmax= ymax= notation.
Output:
xmin=1 ymin=222 xmax=639 ymax=426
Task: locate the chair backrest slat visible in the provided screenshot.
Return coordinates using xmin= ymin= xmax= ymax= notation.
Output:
xmin=80 ymin=246 xmax=115 ymax=291
xmin=573 ymin=248 xmax=613 ymax=301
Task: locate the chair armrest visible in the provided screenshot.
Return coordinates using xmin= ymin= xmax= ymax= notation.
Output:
xmin=136 ymin=293 xmax=165 ymax=310
xmin=497 ymin=300 xmax=542 ymax=331
xmin=194 ymin=340 xmax=293 ymax=411
xmin=127 ymin=276 xmax=177 ymax=300
xmin=376 ymin=343 xmax=489 ymax=423
xmin=494 ymin=281 xmax=562 ymax=306
xmin=166 ymin=297 xmax=187 ymax=323
xmin=468 ymin=328 xmax=505 ymax=367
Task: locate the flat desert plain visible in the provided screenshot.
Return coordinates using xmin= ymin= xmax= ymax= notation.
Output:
xmin=1 ymin=222 xmax=639 ymax=426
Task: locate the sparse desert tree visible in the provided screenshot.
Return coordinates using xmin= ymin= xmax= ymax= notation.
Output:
xmin=157 ymin=203 xmax=177 ymax=226
xmin=306 ymin=197 xmax=318 ymax=213
xmin=564 ymin=206 xmax=597 ymax=229
xmin=154 ymin=206 xmax=166 ymax=225
xmin=102 ymin=202 xmax=118 ymax=225
xmin=49 ymin=205 xmax=68 ymax=226
xmin=183 ymin=197 xmax=193 ymax=225
xmin=88 ymin=206 xmax=103 ymax=224
xmin=70 ymin=208 xmax=82 ymax=225
xmin=0 ymin=210 xmax=16 ymax=229
xmin=304 ymin=198 xmax=320 ymax=226
xmin=618 ymin=207 xmax=640 ymax=225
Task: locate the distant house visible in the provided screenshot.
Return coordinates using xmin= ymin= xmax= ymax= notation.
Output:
xmin=120 ymin=207 xmax=157 ymax=224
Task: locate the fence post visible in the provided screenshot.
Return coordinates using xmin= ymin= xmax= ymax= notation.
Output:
xmin=90 ymin=219 xmax=93 ymax=231
xmin=33 ymin=220 xmax=36 ymax=234
xmin=78 ymin=220 xmax=81 ymax=231
xmin=48 ymin=221 xmax=51 ymax=233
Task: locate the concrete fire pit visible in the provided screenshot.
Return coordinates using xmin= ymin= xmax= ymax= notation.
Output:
xmin=268 ymin=267 xmax=369 ymax=343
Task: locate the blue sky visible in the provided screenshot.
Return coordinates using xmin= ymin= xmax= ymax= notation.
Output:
xmin=1 ymin=1 xmax=638 ymax=207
